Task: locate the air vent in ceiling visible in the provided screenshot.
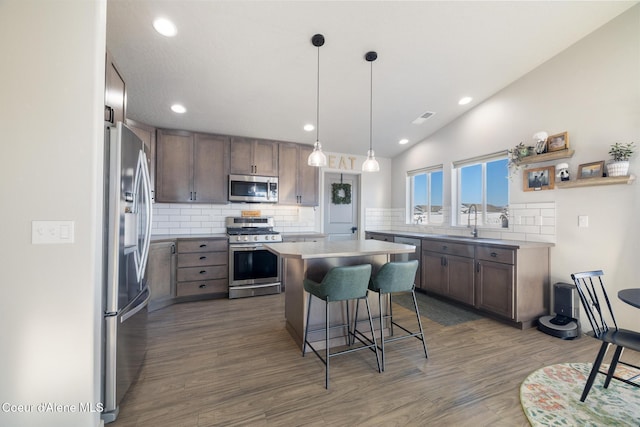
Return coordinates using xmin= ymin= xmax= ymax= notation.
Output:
xmin=412 ymin=111 xmax=435 ymax=125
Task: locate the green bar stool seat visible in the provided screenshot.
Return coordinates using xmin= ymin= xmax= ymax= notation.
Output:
xmin=367 ymin=260 xmax=428 ymax=371
xmin=302 ymin=264 xmax=381 ymax=389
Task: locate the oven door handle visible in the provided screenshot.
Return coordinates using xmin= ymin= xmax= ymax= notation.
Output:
xmin=230 ymin=245 xmax=264 ymax=251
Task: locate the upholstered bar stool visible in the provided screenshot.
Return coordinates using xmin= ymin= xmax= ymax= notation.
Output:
xmin=366 ymin=260 xmax=428 ymax=371
xmin=302 ymin=264 xmax=381 ymax=389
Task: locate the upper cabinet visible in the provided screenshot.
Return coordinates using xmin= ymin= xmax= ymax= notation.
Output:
xmin=278 ymin=142 xmax=319 ymax=206
xmin=156 ymin=129 xmax=229 ymax=203
xmin=230 ymin=137 xmax=278 ymax=176
xmin=104 ymin=50 xmax=126 ymax=126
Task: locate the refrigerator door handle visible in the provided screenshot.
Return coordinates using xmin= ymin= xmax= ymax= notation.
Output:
xmin=131 ymin=149 xmax=153 ymax=283
xmin=137 ymin=149 xmax=153 ymax=281
xmin=121 ymin=287 xmax=150 ymax=323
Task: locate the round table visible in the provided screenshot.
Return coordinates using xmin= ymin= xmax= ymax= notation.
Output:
xmin=618 ymin=288 xmax=640 ymax=309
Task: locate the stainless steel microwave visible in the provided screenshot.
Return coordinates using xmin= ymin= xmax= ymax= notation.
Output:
xmin=228 ymin=174 xmax=278 ymax=203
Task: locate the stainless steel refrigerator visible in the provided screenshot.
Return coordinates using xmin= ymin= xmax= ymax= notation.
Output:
xmin=102 ymin=122 xmax=152 ymax=423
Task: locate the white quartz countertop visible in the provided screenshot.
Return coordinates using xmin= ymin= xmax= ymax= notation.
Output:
xmin=264 ymin=239 xmax=416 ymax=259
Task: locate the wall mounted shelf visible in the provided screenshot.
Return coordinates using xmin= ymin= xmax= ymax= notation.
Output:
xmin=555 ymin=174 xmax=635 ymax=189
xmin=518 ymin=149 xmax=575 ymax=165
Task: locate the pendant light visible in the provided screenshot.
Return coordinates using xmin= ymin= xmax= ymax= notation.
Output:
xmin=362 ymin=51 xmax=380 ymax=172
xmin=307 ymin=34 xmax=327 ymax=167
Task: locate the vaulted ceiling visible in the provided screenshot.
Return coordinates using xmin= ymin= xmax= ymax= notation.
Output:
xmin=107 ymin=1 xmax=635 ymax=159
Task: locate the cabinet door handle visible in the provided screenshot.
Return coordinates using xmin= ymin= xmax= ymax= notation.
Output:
xmin=199 ymin=244 xmax=207 ymax=248
xmin=199 ymin=284 xmax=207 ymax=289
xmin=199 ymin=256 xmax=206 ymax=260
xmin=193 ymin=191 xmax=197 ymax=201
xmin=490 ymin=252 xmax=498 ymax=258
xmin=171 ymin=244 xmax=176 ymax=254
xmin=477 ymin=262 xmax=481 ymax=273
xmin=444 ymin=257 xmax=448 ymax=267
xmin=199 ymin=270 xmax=207 ymax=274
xmin=189 ymin=191 xmax=193 ymax=201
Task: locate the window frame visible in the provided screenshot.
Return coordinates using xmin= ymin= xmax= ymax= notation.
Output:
xmin=452 ymin=151 xmax=509 ymax=228
xmin=406 ymin=165 xmax=444 ymax=225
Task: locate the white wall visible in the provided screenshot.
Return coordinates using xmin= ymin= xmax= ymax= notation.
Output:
xmin=392 ymin=6 xmax=640 ymax=328
xmin=0 ymin=1 xmax=105 ymax=426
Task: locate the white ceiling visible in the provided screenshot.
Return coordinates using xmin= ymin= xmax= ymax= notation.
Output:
xmin=107 ymin=1 xmax=636 ymax=159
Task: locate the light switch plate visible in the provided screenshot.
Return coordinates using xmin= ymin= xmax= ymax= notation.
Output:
xmin=32 ymin=220 xmax=75 ymax=244
xmin=578 ymin=215 xmax=589 ymax=228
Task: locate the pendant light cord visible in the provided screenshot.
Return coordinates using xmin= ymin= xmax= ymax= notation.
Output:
xmin=316 ymin=45 xmax=320 ymax=143
xmin=369 ymin=59 xmax=373 ymax=152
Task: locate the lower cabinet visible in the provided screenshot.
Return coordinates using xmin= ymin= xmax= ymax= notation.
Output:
xmin=475 ymin=245 xmax=548 ymax=327
xmin=475 ymin=252 xmax=514 ymax=319
xmin=176 ymin=238 xmax=228 ymax=297
xmin=146 ymin=241 xmax=176 ymax=312
xmin=421 ymin=240 xmax=475 ymax=305
xmin=419 ymin=236 xmax=549 ymax=328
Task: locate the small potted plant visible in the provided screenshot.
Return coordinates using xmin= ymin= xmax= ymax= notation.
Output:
xmin=508 ymin=142 xmax=527 ymax=168
xmin=606 ymin=142 xmax=635 ymax=177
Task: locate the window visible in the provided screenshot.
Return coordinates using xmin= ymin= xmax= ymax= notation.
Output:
xmin=454 ymin=154 xmax=509 ymax=228
xmin=407 ymin=166 xmax=443 ymax=224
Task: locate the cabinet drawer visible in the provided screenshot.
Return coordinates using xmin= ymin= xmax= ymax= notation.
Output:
xmin=366 ymin=233 xmax=393 ymax=242
xmin=176 ymin=279 xmax=228 ymax=296
xmin=422 ymin=240 xmax=474 ymax=258
xmin=178 ymin=239 xmax=227 ymax=253
xmin=177 ymin=265 xmax=227 ymax=282
xmin=177 ymin=252 xmax=227 ymax=268
xmin=476 ymin=246 xmax=515 ymax=265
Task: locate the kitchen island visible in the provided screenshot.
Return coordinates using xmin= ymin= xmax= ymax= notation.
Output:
xmin=264 ymin=239 xmax=416 ymax=349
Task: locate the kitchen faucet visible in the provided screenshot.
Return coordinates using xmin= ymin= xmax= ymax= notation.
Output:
xmin=467 ymin=204 xmax=478 ymax=238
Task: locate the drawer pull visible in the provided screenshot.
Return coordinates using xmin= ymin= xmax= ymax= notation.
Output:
xmin=199 ymin=270 xmax=207 ymax=274
xmin=491 ymin=252 xmax=498 ymax=258
xmin=199 ymin=244 xmax=207 ymax=248
xmin=442 ymin=245 xmax=448 ymax=251
xmin=199 ymin=256 xmax=207 ymax=260
xmin=199 ymin=284 xmax=207 ymax=289
xmin=477 ymin=262 xmax=481 ymax=273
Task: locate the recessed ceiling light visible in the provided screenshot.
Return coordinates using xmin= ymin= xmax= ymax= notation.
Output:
xmin=171 ymin=104 xmax=186 ymax=114
xmin=153 ymin=18 xmax=177 ymax=37
xmin=304 ymin=124 xmax=315 ymax=132
xmin=398 ymin=138 xmax=409 ymax=145
xmin=458 ymin=96 xmax=473 ymax=105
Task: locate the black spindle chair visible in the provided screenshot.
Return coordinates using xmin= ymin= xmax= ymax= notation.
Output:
xmin=571 ymin=270 xmax=640 ymax=401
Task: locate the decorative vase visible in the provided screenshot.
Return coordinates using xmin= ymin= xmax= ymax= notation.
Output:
xmin=606 ymin=161 xmax=629 ymax=177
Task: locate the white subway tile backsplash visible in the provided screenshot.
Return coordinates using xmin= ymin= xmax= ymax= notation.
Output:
xmin=151 ymin=203 xmax=318 ymax=235
xmin=365 ymin=202 xmax=556 ymax=243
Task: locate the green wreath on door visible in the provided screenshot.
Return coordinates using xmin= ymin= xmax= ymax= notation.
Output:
xmin=331 ymin=183 xmax=351 ymax=205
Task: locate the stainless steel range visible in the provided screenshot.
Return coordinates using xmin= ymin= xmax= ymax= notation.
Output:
xmin=226 ymin=216 xmax=282 ymax=299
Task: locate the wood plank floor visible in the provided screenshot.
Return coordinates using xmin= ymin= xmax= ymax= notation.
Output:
xmin=112 ymin=293 xmax=610 ymax=426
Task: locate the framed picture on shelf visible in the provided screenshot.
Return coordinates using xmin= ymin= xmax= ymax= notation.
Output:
xmin=578 ymin=161 xmax=605 ymax=179
xmin=523 ymin=166 xmax=555 ymax=192
xmin=547 ymin=132 xmax=569 ymax=152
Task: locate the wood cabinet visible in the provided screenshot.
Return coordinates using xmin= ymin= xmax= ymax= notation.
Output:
xmin=278 ymin=142 xmax=319 ymax=206
xmin=421 ymin=240 xmax=475 ymax=305
xmin=230 ymin=137 xmax=278 ymax=176
xmin=145 ymin=241 xmax=176 ymax=311
xmin=156 ymin=129 xmax=229 ymax=203
xmin=176 ymin=238 xmax=228 ymax=297
xmin=104 ymin=49 xmax=126 ymax=126
xmin=475 ymin=244 xmax=549 ymax=328
xmin=475 ymin=246 xmax=515 ymax=319
xmin=365 ymin=232 xmax=393 ymax=242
